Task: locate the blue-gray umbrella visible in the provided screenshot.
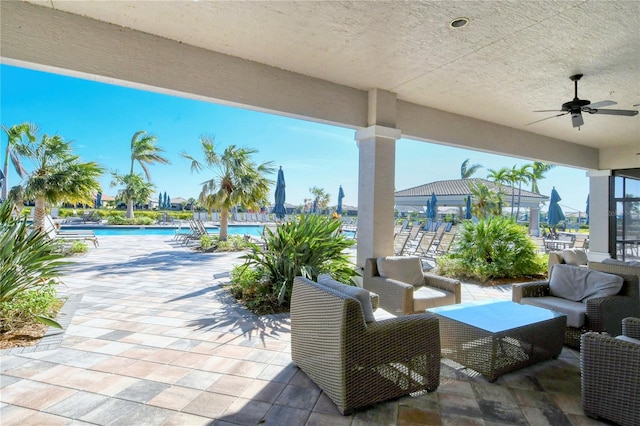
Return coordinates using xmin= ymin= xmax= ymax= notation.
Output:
xmin=337 ymin=186 xmax=345 ymax=214
xmin=429 ymin=192 xmax=438 ymax=220
xmin=313 ymin=198 xmax=318 ymax=214
xmin=548 ymin=187 xmax=566 ymax=227
xmin=465 ymin=195 xmax=472 ymax=219
xmin=425 ymin=200 xmax=432 ymax=220
xmin=272 ymin=166 xmax=286 ymax=219
xmin=95 ymin=192 xmax=102 ymax=208
xmin=585 ymin=194 xmax=590 ymax=225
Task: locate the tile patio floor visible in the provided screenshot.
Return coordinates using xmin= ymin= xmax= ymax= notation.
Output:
xmin=0 ymin=236 xmax=608 ymax=425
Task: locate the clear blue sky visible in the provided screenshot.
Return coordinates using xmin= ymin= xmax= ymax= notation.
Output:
xmin=1 ymin=64 xmax=590 ymax=213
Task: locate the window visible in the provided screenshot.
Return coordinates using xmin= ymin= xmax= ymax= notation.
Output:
xmin=611 ymin=169 xmax=640 ymax=261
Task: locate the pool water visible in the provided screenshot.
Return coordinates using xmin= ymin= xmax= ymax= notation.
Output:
xmin=62 ymin=225 xmax=264 ymax=237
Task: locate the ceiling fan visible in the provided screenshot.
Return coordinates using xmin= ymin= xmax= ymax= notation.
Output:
xmin=527 ymin=74 xmax=638 ymax=128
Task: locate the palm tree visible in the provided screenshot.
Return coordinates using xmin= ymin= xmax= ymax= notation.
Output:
xmin=460 ymin=159 xmax=482 ymax=179
xmin=181 ymin=136 xmax=275 ymax=241
xmin=309 ymin=186 xmax=330 ymax=213
xmin=513 ymin=164 xmax=532 ymax=218
xmin=530 ymin=162 xmax=555 ymax=194
xmin=9 ymin=133 xmax=103 ymax=231
xmin=1 ymin=123 xmax=38 ymax=200
xmin=486 ymin=167 xmax=511 ymax=214
xmin=110 ymin=172 xmax=155 ymax=217
xmin=469 ymin=181 xmax=503 ymax=219
xmin=114 ymin=131 xmax=170 ymax=218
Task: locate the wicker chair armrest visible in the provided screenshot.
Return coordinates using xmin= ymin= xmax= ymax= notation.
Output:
xmin=586 ymin=296 xmax=639 ymax=335
xmin=511 ymin=280 xmax=550 ymax=302
xmin=363 ymin=276 xmax=413 ymax=315
xmin=369 ymin=291 xmax=379 ymax=311
xmin=423 ymin=273 xmax=461 ymax=303
xmin=622 ymin=317 xmax=640 ymax=339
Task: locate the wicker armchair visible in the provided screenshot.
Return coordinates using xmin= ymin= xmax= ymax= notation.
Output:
xmin=581 ymin=317 xmax=640 ymax=426
xmin=512 ymin=267 xmax=640 ymax=347
xmin=290 ymin=276 xmax=440 ymax=415
xmin=363 ymin=257 xmax=461 ymax=315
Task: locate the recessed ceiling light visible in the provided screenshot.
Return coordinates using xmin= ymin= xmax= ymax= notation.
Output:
xmin=449 ymin=17 xmax=469 ymax=28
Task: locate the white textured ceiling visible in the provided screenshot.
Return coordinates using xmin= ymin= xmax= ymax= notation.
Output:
xmin=24 ymin=0 xmax=640 ymax=150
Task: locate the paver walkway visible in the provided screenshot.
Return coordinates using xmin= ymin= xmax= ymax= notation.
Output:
xmin=1 ymin=236 xmax=605 ymax=425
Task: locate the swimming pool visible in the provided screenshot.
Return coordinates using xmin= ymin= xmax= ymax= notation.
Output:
xmin=61 ymin=225 xmax=264 ymax=237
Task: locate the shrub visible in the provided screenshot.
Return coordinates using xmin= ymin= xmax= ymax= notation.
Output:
xmin=0 ymin=200 xmax=65 ymax=329
xmin=232 ymin=214 xmax=358 ymax=310
xmin=437 ymin=216 xmax=546 ymax=283
xmin=106 ymin=215 xmax=154 ymax=225
xmin=0 ymin=284 xmax=61 ymax=333
xmin=198 ymin=234 xmax=250 ymax=252
xmin=68 ymin=241 xmax=89 ymax=254
xmin=200 ymin=234 xmax=215 ymax=250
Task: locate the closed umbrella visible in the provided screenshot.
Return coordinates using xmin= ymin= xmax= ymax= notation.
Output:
xmin=429 ymin=192 xmax=438 ymax=220
xmin=465 ymin=195 xmax=472 ymax=219
xmin=337 ymin=185 xmax=344 ymax=214
xmin=313 ymin=198 xmax=318 ymax=214
xmin=95 ymin=192 xmax=102 ymax=208
xmin=585 ymin=194 xmax=590 ymax=225
xmin=548 ymin=187 xmax=566 ymax=233
xmin=272 ymin=166 xmax=286 ymax=219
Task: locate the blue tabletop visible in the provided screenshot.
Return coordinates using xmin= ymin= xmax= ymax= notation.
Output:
xmin=428 ymin=300 xmax=566 ymax=333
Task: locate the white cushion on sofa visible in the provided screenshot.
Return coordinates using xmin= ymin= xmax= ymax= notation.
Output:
xmin=376 ymin=256 xmax=424 ymax=287
xmin=616 ymin=335 xmax=640 ymax=345
xmin=521 ymin=296 xmax=584 ymax=328
xmin=413 ymin=286 xmax=455 ymax=311
xmin=562 ymin=248 xmax=588 ymax=266
xmin=549 ymin=265 xmax=623 ymax=303
xmin=317 ymin=274 xmax=376 ymax=323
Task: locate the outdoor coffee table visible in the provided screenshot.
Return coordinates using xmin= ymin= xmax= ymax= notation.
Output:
xmin=428 ymin=300 xmax=566 ymax=382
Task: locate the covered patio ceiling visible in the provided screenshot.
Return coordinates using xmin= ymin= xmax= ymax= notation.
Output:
xmin=1 ymin=1 xmax=639 ymax=169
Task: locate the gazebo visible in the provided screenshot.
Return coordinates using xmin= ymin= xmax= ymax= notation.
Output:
xmin=395 ymin=178 xmax=549 ymax=236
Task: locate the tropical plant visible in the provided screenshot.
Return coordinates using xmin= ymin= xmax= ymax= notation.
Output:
xmin=437 ymin=216 xmax=545 ymax=282
xmin=309 ymin=186 xmax=330 ymax=213
xmin=1 ymin=122 xmax=38 ymax=200
xmin=112 ymin=131 xmax=170 ymax=219
xmin=460 ymin=159 xmax=482 ymax=179
xmin=232 ymin=214 xmax=358 ymax=312
xmin=530 ymin=162 xmax=555 ymax=194
xmin=110 ymin=172 xmax=155 ymax=217
xmin=512 ymin=164 xmax=532 ymax=217
xmin=0 ymin=200 xmax=65 ymax=329
xmin=469 ymin=181 xmax=503 ymax=219
xmin=181 ymin=136 xmax=275 ymax=241
xmin=6 ymin=131 xmax=103 ymax=231
xmin=68 ymin=240 xmax=89 ymax=254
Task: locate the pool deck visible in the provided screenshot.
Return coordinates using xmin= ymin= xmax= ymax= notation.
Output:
xmin=0 ymin=236 xmax=604 ymax=425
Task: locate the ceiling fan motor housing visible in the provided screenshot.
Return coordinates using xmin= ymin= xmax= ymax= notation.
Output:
xmin=562 ymin=98 xmax=590 ymax=112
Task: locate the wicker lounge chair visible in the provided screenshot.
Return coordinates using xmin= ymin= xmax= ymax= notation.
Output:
xmin=290 ymin=276 xmax=440 ymax=415
xmin=363 ymin=257 xmax=461 ymax=315
xmin=581 ymin=317 xmax=640 ymax=426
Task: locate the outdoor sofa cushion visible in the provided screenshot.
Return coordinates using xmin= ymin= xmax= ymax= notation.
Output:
xmin=562 ymin=248 xmax=588 ymax=266
xmin=549 ymin=264 xmax=623 ymax=302
xmin=616 ymin=335 xmax=640 ymax=345
xmin=413 ymin=286 xmax=456 ymax=311
xmin=317 ymin=274 xmax=376 ymax=323
xmin=376 ymin=256 xmax=423 ymax=286
xmin=521 ymin=296 xmax=586 ymax=328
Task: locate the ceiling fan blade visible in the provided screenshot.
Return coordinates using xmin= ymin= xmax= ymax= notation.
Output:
xmin=533 ymin=109 xmax=564 ymax=112
xmin=571 ymin=112 xmax=584 ymax=128
xmin=587 ymin=100 xmax=616 ymax=109
xmin=589 ymin=108 xmax=639 ymax=116
xmin=525 ymin=112 xmax=568 ymax=126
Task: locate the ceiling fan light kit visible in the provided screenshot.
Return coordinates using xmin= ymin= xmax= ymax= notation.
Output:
xmin=528 ymin=74 xmax=638 ymax=128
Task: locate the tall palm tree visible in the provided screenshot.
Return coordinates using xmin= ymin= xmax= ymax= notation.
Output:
xmin=110 ymin=172 xmax=155 ymax=218
xmin=115 ymin=131 xmax=170 ymax=218
xmin=309 ymin=186 xmax=330 ymax=213
xmin=513 ymin=164 xmax=532 ymax=218
xmin=1 ymin=123 xmax=38 ymax=200
xmin=10 ymin=133 xmax=103 ymax=231
xmin=469 ymin=181 xmax=503 ymax=220
xmin=487 ymin=167 xmax=511 ymax=214
xmin=181 ymin=136 xmax=275 ymax=241
xmin=530 ymin=162 xmax=555 ymax=194
xmin=460 ymin=159 xmax=482 ymax=179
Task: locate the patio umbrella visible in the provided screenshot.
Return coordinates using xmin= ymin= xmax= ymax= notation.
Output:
xmin=429 ymin=192 xmax=438 ymax=220
xmin=465 ymin=195 xmax=472 ymax=219
xmin=548 ymin=187 xmax=566 ymax=231
xmin=272 ymin=166 xmax=286 ymax=219
xmin=425 ymin=200 xmax=432 ymax=220
xmin=337 ymin=185 xmax=344 ymax=214
xmin=313 ymin=198 xmax=318 ymax=214
xmin=585 ymin=194 xmax=590 ymax=225
xmin=95 ymin=192 xmax=102 ymax=208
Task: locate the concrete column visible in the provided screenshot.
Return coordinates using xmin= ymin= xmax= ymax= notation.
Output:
xmin=586 ymin=170 xmax=611 ymax=261
xmin=355 ymin=125 xmax=401 ymax=268
xmin=528 ymin=207 xmax=540 ymax=236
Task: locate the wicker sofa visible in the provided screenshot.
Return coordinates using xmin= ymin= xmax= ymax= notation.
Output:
xmin=290 ymin=276 xmax=441 ymax=415
xmin=581 ymin=317 xmax=640 ymax=426
xmin=513 ymin=264 xmax=640 ymax=347
xmin=363 ymin=257 xmax=461 ymax=315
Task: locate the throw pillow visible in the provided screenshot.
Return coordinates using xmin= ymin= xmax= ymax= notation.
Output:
xmin=549 ymin=264 xmax=592 ymax=301
xmin=562 ymin=248 xmax=588 ymax=266
xmin=317 ymin=274 xmax=376 ymax=323
xmin=376 ymin=256 xmax=424 ymax=287
xmin=581 ymin=270 xmax=624 ymax=302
